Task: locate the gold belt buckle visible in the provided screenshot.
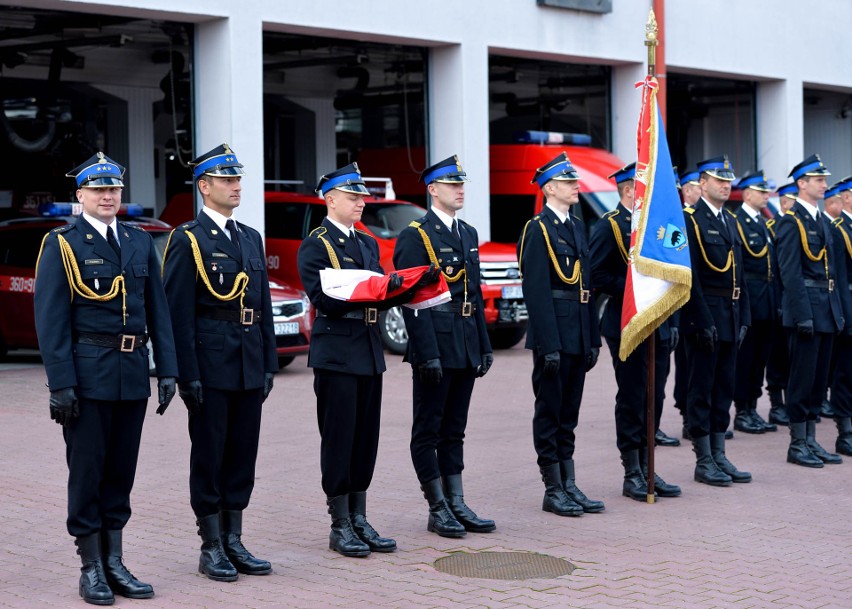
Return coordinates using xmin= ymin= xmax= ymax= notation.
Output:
xmin=120 ymin=335 xmax=136 ymax=352
xmin=828 ymin=279 xmax=835 ymax=292
xmin=241 ymin=308 xmax=254 ymax=325
xmin=580 ymin=290 xmax=590 ymax=304
xmin=461 ymin=301 xmax=473 ymax=317
xmin=732 ymin=287 xmax=741 ymax=300
xmin=365 ymin=308 xmax=378 ymax=324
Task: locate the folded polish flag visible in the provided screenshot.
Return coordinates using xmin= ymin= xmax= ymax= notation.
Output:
xmin=320 ymin=265 xmax=451 ymax=309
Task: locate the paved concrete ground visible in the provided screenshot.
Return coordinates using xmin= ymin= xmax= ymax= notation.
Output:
xmin=1 ymin=343 xmax=850 ymax=609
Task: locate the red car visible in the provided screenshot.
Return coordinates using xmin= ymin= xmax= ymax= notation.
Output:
xmin=0 ymin=204 xmax=311 ymax=368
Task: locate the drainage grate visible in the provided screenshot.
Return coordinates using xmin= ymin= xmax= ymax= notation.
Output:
xmin=434 ymin=551 xmax=574 ymax=580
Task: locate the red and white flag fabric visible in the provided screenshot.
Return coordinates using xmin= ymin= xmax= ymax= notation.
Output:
xmin=619 ymin=75 xmax=692 ymax=361
xmin=320 ymin=265 xmax=451 ymax=309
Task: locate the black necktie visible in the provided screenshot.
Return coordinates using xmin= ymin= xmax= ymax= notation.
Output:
xmin=107 ymin=226 xmax=121 ymax=258
xmin=718 ymin=211 xmax=726 ymax=226
xmin=226 ymin=219 xmax=241 ymax=251
xmin=451 ymin=219 xmax=461 ymax=241
xmin=349 ymin=230 xmax=363 ymax=265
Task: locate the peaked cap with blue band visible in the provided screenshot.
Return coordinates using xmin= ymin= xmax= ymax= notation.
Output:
xmin=776 ymin=182 xmax=798 ymax=200
xmin=607 ymin=162 xmax=636 ymax=185
xmin=531 ymin=152 xmax=580 ymax=188
xmin=738 ymin=169 xmax=771 ymax=192
xmin=316 ymin=162 xmax=370 ymax=196
xmin=697 ymin=155 xmax=736 ymax=181
xmin=679 ymin=170 xmax=700 ymax=187
xmin=420 ymin=155 xmax=469 ymax=186
xmin=789 ymin=153 xmax=830 ymax=181
xmin=190 ymin=143 xmax=245 ymax=180
xmin=66 ymin=152 xmax=125 ymax=188
xmin=826 ymin=176 xmax=852 ymax=198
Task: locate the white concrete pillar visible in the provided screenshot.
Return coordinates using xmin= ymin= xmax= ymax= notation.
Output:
xmin=610 ymin=63 xmax=646 ymax=164
xmin=756 ymin=78 xmax=803 ymax=185
xmin=427 ymin=43 xmax=491 ymax=240
xmin=194 ymin=14 xmax=266 ymax=236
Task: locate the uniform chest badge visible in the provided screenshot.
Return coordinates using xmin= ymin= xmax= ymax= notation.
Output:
xmin=211 ymin=229 xmax=218 ymax=235
xmin=445 ymin=266 xmax=454 ymax=274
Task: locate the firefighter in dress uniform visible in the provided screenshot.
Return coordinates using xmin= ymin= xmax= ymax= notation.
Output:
xmin=34 ymin=153 xmax=178 ymax=605
xmin=517 ymin=152 xmax=605 ymax=517
xmin=162 ymin=144 xmax=277 ymax=581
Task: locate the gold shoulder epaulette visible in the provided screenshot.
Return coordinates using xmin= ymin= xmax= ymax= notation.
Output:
xmin=51 ymin=224 xmax=73 ymax=234
xmin=785 ymin=210 xmax=795 ymax=216
xmin=408 ymin=219 xmax=423 ymax=228
xmin=178 ymin=219 xmax=198 ymax=231
xmin=832 ymin=217 xmax=843 ymax=227
xmin=766 ymin=218 xmax=776 ymax=228
xmin=120 ymin=221 xmax=145 ymax=232
xmin=725 ymin=208 xmax=737 ymax=218
xmin=309 ymin=226 xmax=326 ymax=237
xmin=603 ymin=209 xmax=619 ymax=219
xmin=684 ymin=207 xmax=696 ymax=215
xmin=532 ymin=213 xmax=542 ymax=221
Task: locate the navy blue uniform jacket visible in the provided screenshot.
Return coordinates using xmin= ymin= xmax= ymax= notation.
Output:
xmin=734 ymin=208 xmax=780 ymax=323
xmin=517 ymin=206 xmax=601 ymax=356
xmin=774 ymin=203 xmax=845 ymax=333
xmin=162 ymin=212 xmax=277 ymax=391
xmin=34 ymin=215 xmax=178 ymax=400
xmin=393 ymin=210 xmax=491 ymax=369
xmin=681 ymin=198 xmax=751 ymax=341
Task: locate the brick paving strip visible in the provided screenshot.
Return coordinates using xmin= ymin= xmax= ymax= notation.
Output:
xmin=1 ymin=345 xmax=850 ymax=608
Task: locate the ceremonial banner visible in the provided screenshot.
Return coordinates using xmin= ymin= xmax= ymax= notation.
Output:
xmin=320 ymin=266 xmax=450 ymax=309
xmin=619 ymin=75 xmax=692 ymax=361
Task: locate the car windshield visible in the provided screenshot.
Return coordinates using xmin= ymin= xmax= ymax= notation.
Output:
xmin=361 ymin=203 xmax=424 ymax=239
xmin=585 ymin=190 xmax=621 ymax=216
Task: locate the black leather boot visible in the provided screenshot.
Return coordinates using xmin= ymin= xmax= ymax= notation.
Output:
xmin=692 ymin=435 xmax=733 ymax=486
xmin=442 ymin=474 xmax=496 ymax=533
xmin=768 ymin=390 xmax=789 ymax=426
xmin=196 ymin=514 xmax=238 ymax=581
xmin=561 ymin=459 xmax=605 ymax=513
xmin=654 ymin=429 xmax=680 ymax=447
xmin=620 ymin=450 xmax=649 ymax=502
xmin=639 ymin=449 xmax=681 ymax=498
xmin=421 ymin=478 xmax=467 ymax=537
xmin=806 ymin=420 xmax=842 ymax=464
xmin=327 ymin=495 xmax=371 ymax=556
xmin=679 ymin=409 xmax=692 ymax=440
xmin=101 ymin=530 xmax=154 ymax=599
xmin=835 ymin=417 xmax=852 ymax=456
xmin=75 ymin=533 xmax=114 ymax=606
xmin=820 ymin=398 xmax=835 ymax=419
xmin=221 ymin=510 xmax=272 ymax=574
xmin=787 ymin=421 xmax=823 ymax=467
xmin=350 ymin=492 xmax=397 ymax=552
xmin=710 ymin=433 xmax=752 ymax=482
xmin=539 ymin=463 xmax=583 ymax=517
xmin=734 ymin=401 xmax=763 ymax=434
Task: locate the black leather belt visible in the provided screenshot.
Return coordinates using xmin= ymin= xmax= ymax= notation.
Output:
xmin=745 ymin=272 xmax=772 ymax=283
xmin=703 ymin=287 xmax=741 ymax=300
xmin=431 ymin=301 xmax=476 ymax=316
xmin=804 ymin=278 xmax=835 ymax=292
xmin=551 ymin=289 xmax=591 ymax=303
xmin=316 ymin=308 xmax=378 ymax=324
xmin=75 ymin=332 xmax=147 ymax=352
xmin=199 ymin=307 xmax=262 ymax=325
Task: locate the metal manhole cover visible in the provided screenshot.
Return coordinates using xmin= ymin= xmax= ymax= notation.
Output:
xmin=434 ymin=551 xmax=574 ymax=580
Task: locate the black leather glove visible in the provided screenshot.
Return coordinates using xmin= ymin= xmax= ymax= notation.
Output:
xmin=156 ymin=377 xmax=177 ymax=415
xmin=387 ymin=272 xmax=403 ymax=292
xmin=262 ymin=372 xmax=275 ymax=403
xmin=796 ymin=319 xmax=814 ymax=339
xmin=736 ymin=326 xmax=748 ymax=349
xmin=178 ymin=380 xmax=204 ymax=414
xmin=669 ymin=327 xmax=680 ymax=351
xmin=49 ymin=387 xmax=79 ymax=426
xmin=418 ymin=358 xmax=443 ymax=384
xmin=543 ymin=351 xmax=561 ymax=377
xmin=477 ymin=353 xmax=493 ymax=378
xmin=585 ymin=347 xmax=600 ymax=372
xmin=416 ymin=263 xmax=441 ymax=287
xmin=697 ymin=326 xmax=718 ymax=353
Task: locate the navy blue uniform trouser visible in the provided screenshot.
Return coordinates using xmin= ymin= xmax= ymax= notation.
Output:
xmin=831 ymin=334 xmax=852 ymax=418
xmin=410 ymin=367 xmax=476 ymax=483
xmin=786 ymin=330 xmax=834 ymax=424
xmin=685 ymin=337 xmax=736 ymax=438
xmin=734 ymin=319 xmax=775 ymax=404
xmin=606 ymin=334 xmax=671 ymax=453
xmin=531 ymin=352 xmax=586 ymax=467
xmin=765 ymin=328 xmax=789 ymax=393
xmin=64 ymin=398 xmax=147 ymax=537
xmin=313 ymin=369 xmax=382 ymax=497
xmin=673 ymin=340 xmax=688 ymax=414
xmin=188 ymin=387 xmax=263 ymax=517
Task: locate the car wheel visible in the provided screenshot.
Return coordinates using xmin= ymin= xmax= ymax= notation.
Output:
xmin=278 ymin=356 xmax=295 ymax=368
xmin=379 ymin=306 xmax=408 ymax=355
xmin=488 ymin=325 xmax=527 ymax=350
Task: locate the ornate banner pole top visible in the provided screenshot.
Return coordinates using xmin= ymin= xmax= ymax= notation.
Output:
xmin=645 ymin=8 xmax=658 ymax=76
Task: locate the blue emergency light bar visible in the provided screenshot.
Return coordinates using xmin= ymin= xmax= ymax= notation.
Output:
xmin=514 ymin=131 xmax=592 ymax=146
xmin=38 ymin=202 xmax=144 ymax=217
